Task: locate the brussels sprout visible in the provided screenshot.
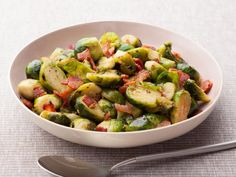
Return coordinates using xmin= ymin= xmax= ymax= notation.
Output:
xmin=96 ymin=119 xmax=124 ymax=132
xmin=157 ymin=41 xmax=183 ymax=63
xmin=82 ymin=59 xmax=92 ymax=69
xmin=163 ymin=82 xmax=176 ymax=100
xmin=137 ymin=82 xmax=162 ymax=91
xmin=176 ymin=63 xmax=201 ymax=85
xmin=86 ymin=70 xmax=121 ymax=87
xmin=184 ymin=79 xmax=210 ymax=103
xmin=127 ymin=47 xmax=149 ymax=62
xmin=50 ymin=48 xmax=75 ymax=61
xmin=159 ymin=57 xmax=176 ymax=69
xmin=50 ymin=48 xmax=64 ymax=60
xmin=63 ymin=113 xmax=80 ymax=121
xmin=69 ymin=82 xmax=102 ymax=105
xmin=121 ymin=34 xmax=142 ymax=47
xmin=188 ymin=98 xmax=199 ymax=116
xmin=34 ymin=94 xmax=62 ymax=114
xmin=25 ymin=60 xmax=42 ymax=79
xmin=70 ymin=117 xmax=96 ymax=130
xmin=170 ymin=90 xmax=192 ymax=124
xmin=39 ymin=62 xmax=68 ymax=92
xmin=75 ymin=37 xmax=103 ymax=61
xmin=99 ymin=32 xmax=121 ymax=49
xmin=97 ymin=57 xmax=115 ymax=71
xmin=156 ymin=70 xmax=180 ymax=89
xmin=40 ymin=111 xmax=71 ymax=126
xmin=126 ymin=85 xmax=162 ymax=108
xmin=155 ymin=71 xmax=169 ymax=84
xmin=101 ymin=89 xmax=125 ymax=104
xmin=98 ymin=99 xmax=117 ymax=118
xmin=17 ymin=79 xmax=43 ymax=100
xmin=57 ymin=58 xmax=94 ymax=81
xmin=118 ymin=43 xmax=134 ymax=51
xmin=125 ymin=115 xmax=154 ymax=131
xmin=148 ymin=50 xmax=160 ymax=60
xmin=113 ymin=51 xmax=136 ymax=75
xmin=145 ymin=113 xmax=166 ymax=126
xmin=75 ymin=96 xmax=105 ymax=122
xmin=145 ymin=61 xmax=167 ymax=80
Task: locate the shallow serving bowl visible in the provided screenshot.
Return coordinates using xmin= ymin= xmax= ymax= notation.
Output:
xmin=9 ymin=21 xmax=223 ymax=148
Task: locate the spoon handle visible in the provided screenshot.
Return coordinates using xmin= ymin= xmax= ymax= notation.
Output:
xmin=110 ymin=140 xmax=236 ymax=171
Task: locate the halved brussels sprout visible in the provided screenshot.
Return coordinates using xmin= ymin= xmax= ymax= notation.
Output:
xmin=118 ymin=43 xmax=134 ymax=51
xmin=49 ymin=48 xmax=64 ymax=60
xmin=177 ymin=63 xmax=201 ymax=85
xmin=125 ymin=115 xmax=154 ymax=131
xmin=39 ymin=62 xmax=68 ymax=92
xmin=96 ymin=119 xmax=124 ymax=132
xmin=163 ymin=82 xmax=176 ymax=100
xmin=170 ymin=90 xmax=192 ymax=124
xmin=137 ymin=82 xmax=162 ymax=92
xmin=102 ymin=89 xmax=125 ymax=104
xmin=188 ymin=98 xmax=199 ymax=116
xmin=127 ymin=47 xmax=149 ymax=62
xmin=113 ymin=51 xmax=136 ymax=75
xmin=156 ymin=70 xmax=180 ymax=90
xmin=70 ymin=117 xmax=96 ymax=130
xmin=69 ymin=82 xmax=102 ymax=106
xmin=17 ymin=79 xmax=44 ymax=100
xmin=57 ymin=58 xmax=94 ymax=81
xmin=98 ymin=99 xmax=117 ymax=118
xmin=75 ymin=37 xmax=103 ymax=61
xmin=86 ymin=70 xmax=121 ymax=87
xmin=145 ymin=113 xmax=166 ymax=126
xmin=148 ymin=50 xmax=160 ymax=60
xmin=34 ymin=94 xmax=62 ymax=114
xmin=97 ymin=56 xmax=115 ymax=71
xmin=75 ymin=95 xmax=105 ymax=122
xmin=121 ymin=34 xmax=142 ymax=47
xmin=145 ymin=61 xmax=167 ymax=80
xmin=99 ymin=32 xmax=121 ymax=49
xmin=25 ymin=60 xmax=42 ymax=79
xmin=40 ymin=111 xmax=71 ymax=126
xmin=184 ymin=79 xmax=210 ymax=103
xmin=159 ymin=57 xmax=176 ymax=69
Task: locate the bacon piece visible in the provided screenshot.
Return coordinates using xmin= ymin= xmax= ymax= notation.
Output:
xmin=76 ymin=48 xmax=97 ymax=70
xmin=157 ymin=119 xmax=171 ymax=128
xmin=43 ymin=102 xmax=56 ymax=112
xmin=54 ymin=88 xmax=73 ymax=106
xmin=82 ymin=95 xmax=97 ymax=108
xmin=114 ymin=102 xmax=134 ymax=115
xmin=118 ymin=85 xmax=128 ymax=94
xmin=142 ymin=44 xmax=156 ymax=50
xmin=132 ymin=70 xmax=150 ymax=82
xmin=61 ymin=76 xmax=83 ymax=90
xmin=134 ymin=58 xmax=144 ymax=72
xmin=33 ymin=87 xmax=46 ymax=98
xmin=169 ymin=68 xmax=190 ymax=87
xmin=201 ymin=80 xmax=213 ymax=94
xmin=96 ymin=126 xmax=107 ymax=132
xmin=102 ymin=42 xmax=115 ymax=57
xmin=20 ymin=97 xmax=33 ymax=109
xmin=104 ymin=112 xmax=111 ymax=120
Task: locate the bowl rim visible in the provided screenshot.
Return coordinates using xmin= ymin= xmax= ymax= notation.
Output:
xmin=9 ymin=20 xmax=223 ymax=135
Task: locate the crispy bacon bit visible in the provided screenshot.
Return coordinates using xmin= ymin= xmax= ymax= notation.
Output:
xmin=134 ymin=58 xmax=144 ymax=71
xmin=104 ymin=112 xmax=111 ymax=120
xmin=119 ymin=85 xmax=128 ymax=94
xmin=43 ymin=102 xmax=56 ymax=112
xmin=68 ymin=44 xmax=75 ymax=50
xmin=96 ymin=126 xmax=107 ymax=132
xmin=157 ymin=120 xmax=171 ymax=128
xmin=20 ymin=97 xmax=33 ymax=109
xmin=169 ymin=68 xmax=190 ymax=87
xmin=133 ymin=70 xmax=150 ymax=82
xmin=33 ymin=87 xmax=46 ymax=98
xmin=61 ymin=76 xmax=83 ymax=90
xmin=172 ymin=51 xmax=181 ymax=59
xmin=201 ymin=80 xmax=213 ymax=94
xmin=54 ymin=88 xmax=73 ymax=106
xmin=121 ymin=74 xmax=129 ymax=83
xmin=142 ymin=44 xmax=156 ymax=50
xmin=82 ymin=95 xmax=97 ymax=108
xmin=102 ymin=42 xmax=115 ymax=57
xmin=114 ymin=103 xmax=133 ymax=115
xmin=76 ymin=48 xmax=97 ymax=70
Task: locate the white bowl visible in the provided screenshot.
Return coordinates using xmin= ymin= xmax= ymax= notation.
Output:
xmin=9 ymin=21 xmax=223 ymax=148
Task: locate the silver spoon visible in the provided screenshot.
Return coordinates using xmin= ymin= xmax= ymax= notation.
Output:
xmin=38 ymin=140 xmax=236 ymax=177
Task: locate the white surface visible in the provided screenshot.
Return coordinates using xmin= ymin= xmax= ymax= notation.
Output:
xmin=1 ymin=0 xmax=236 ymax=176
xmin=9 ymin=21 xmax=222 ymax=148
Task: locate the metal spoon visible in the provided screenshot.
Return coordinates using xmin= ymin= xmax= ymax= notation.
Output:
xmin=38 ymin=140 xmax=236 ymax=177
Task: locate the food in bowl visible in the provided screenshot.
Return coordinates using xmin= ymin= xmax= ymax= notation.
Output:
xmin=17 ymin=32 xmax=213 ymax=132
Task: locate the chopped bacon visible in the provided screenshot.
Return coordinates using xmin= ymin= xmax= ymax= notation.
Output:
xmin=201 ymin=80 xmax=213 ymax=94
xmin=121 ymin=74 xmax=129 ymax=83
xmin=132 ymin=70 xmax=150 ymax=82
xmin=142 ymin=44 xmax=156 ymax=50
xmin=43 ymin=102 xmax=56 ymax=112
xmin=20 ymin=97 xmax=33 ymax=109
xmin=33 ymin=87 xmax=46 ymax=98
xmin=96 ymin=126 xmax=107 ymax=132
xmin=102 ymin=42 xmax=115 ymax=57
xmin=54 ymin=88 xmax=73 ymax=106
xmin=172 ymin=51 xmax=181 ymax=59
xmin=82 ymin=95 xmax=97 ymax=108
xmin=114 ymin=103 xmax=133 ymax=115
xmin=104 ymin=112 xmax=111 ymax=120
xmin=76 ymin=48 xmax=97 ymax=70
xmin=169 ymin=68 xmax=190 ymax=87
xmin=157 ymin=119 xmax=171 ymax=128
xmin=134 ymin=58 xmax=144 ymax=71
xmin=61 ymin=76 xmax=83 ymax=90
xmin=68 ymin=44 xmax=75 ymax=50
xmin=119 ymin=85 xmax=128 ymax=94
